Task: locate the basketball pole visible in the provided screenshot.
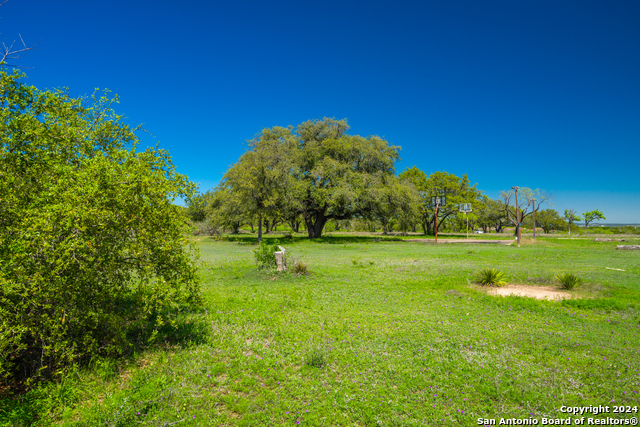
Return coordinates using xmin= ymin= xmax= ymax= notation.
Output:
xmin=466 ymin=212 xmax=469 ymax=239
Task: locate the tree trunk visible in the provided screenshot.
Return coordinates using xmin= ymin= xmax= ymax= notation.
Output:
xmin=427 ymin=217 xmax=435 ymax=235
xmin=258 ymin=215 xmax=263 ymax=242
xmin=305 ymin=211 xmax=329 ymax=239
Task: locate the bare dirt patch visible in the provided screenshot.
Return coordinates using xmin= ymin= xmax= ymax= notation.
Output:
xmin=406 ymin=239 xmax=514 ymax=245
xmin=485 ymin=284 xmax=572 ymax=300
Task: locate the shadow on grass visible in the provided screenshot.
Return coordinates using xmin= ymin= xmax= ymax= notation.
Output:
xmin=0 ymin=306 xmax=208 ymax=427
xmin=212 ymin=234 xmax=406 ymax=245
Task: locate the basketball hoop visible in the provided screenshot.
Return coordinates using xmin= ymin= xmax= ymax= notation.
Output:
xmin=430 ymin=196 xmax=446 ymax=208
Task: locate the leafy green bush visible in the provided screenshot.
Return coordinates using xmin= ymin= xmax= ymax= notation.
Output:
xmin=475 ymin=268 xmax=507 ymax=286
xmin=555 ymin=273 xmax=583 ymax=290
xmin=253 ymin=239 xmax=281 ymax=270
xmin=0 ymin=70 xmax=201 ymax=387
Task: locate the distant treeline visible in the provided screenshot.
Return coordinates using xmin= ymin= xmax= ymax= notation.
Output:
xmin=186 ymin=118 xmax=627 ymax=238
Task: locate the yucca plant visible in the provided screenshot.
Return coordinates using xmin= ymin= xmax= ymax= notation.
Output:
xmin=555 ymin=273 xmax=583 ymax=290
xmin=475 ymin=268 xmax=507 ymax=286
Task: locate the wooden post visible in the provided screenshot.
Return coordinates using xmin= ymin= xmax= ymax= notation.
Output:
xmin=515 ymin=189 xmax=521 ymax=247
xmin=532 ymin=198 xmax=536 ymax=239
xmin=435 ymin=199 xmax=439 ymax=243
xmin=274 ymin=246 xmax=287 ymax=271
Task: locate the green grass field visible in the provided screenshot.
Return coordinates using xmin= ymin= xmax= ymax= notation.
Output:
xmin=3 ymin=234 xmax=640 ymax=426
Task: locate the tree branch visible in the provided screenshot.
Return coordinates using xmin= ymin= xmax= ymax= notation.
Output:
xmin=1 ymin=0 xmax=41 ymax=68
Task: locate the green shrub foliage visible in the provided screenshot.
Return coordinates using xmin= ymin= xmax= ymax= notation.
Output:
xmin=0 ymin=70 xmax=201 ymax=385
xmin=253 ymin=240 xmax=281 ymax=270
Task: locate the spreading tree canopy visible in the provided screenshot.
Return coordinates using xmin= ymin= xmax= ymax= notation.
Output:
xmin=293 ymin=118 xmax=400 ymax=238
xmin=219 ymin=118 xmax=401 ymax=239
xmin=582 ymin=209 xmax=606 ymax=234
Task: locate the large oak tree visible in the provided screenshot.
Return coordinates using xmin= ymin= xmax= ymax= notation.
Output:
xmin=292 ymin=118 xmax=400 ymax=238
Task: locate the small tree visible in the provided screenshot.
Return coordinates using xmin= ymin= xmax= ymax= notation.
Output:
xmin=582 ymin=209 xmax=606 ymax=235
xmin=501 ymin=187 xmax=552 ymax=245
xmin=475 ymin=197 xmax=509 ymax=233
xmin=221 ymin=126 xmax=295 ymax=241
xmin=564 ymin=209 xmax=580 ymax=235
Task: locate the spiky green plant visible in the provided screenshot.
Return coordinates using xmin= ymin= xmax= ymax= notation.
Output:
xmin=475 ymin=268 xmax=507 ymax=286
xmin=292 ymin=260 xmax=309 ymax=276
xmin=555 ymin=273 xmax=583 ymax=290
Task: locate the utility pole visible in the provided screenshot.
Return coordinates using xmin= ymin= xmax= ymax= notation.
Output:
xmin=512 ymin=186 xmax=521 ymax=247
xmin=532 ymin=198 xmax=536 ymax=239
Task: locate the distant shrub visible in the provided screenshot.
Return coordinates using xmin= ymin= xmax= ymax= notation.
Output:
xmin=191 ymin=220 xmax=219 ymax=236
xmin=475 ymin=268 xmax=507 ymax=286
xmin=555 ymin=273 xmax=583 ymax=290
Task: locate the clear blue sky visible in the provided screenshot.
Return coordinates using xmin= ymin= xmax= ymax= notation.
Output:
xmin=3 ymin=0 xmax=639 ymax=222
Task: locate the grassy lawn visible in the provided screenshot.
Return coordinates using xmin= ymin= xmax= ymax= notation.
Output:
xmin=3 ymin=234 xmax=640 ymax=426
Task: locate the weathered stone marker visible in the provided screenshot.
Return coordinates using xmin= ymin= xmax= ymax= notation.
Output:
xmin=595 ymin=238 xmax=626 ymax=242
xmin=616 ymin=245 xmax=640 ymax=250
xmin=274 ymin=245 xmax=287 ymax=271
